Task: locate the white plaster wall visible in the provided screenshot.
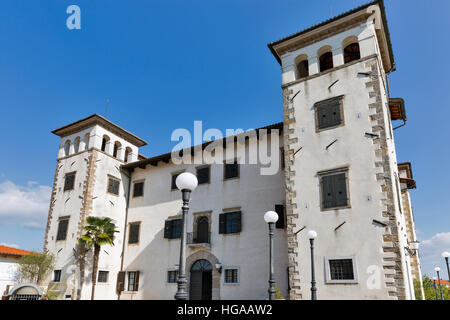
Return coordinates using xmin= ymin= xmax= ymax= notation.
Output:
xmin=0 ymin=257 xmax=19 ymax=295
xmin=121 ymin=134 xmax=289 ymax=300
xmin=284 ymin=57 xmax=403 ymax=299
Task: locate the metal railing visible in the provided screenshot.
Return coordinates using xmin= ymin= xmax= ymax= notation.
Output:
xmin=187 ymin=231 xmax=211 ymax=245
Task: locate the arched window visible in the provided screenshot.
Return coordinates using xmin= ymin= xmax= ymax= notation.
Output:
xmin=319 ymin=51 xmax=333 ymax=72
xmin=124 ymin=147 xmax=132 ymax=163
xmin=101 ymin=135 xmax=110 ymax=152
xmin=343 ymin=43 xmax=360 ymax=63
xmin=74 ymin=137 xmax=80 ymax=153
xmin=113 ymin=141 xmax=121 ymax=158
xmin=84 ymin=133 xmax=90 ymax=150
xmin=295 ymin=54 xmax=309 ymax=79
xmin=64 ymin=140 xmax=71 ymax=156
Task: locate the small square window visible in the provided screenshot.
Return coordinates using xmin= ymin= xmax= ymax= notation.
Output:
xmin=315 ymin=96 xmax=344 ymax=131
xmin=167 ymin=270 xmax=178 ymax=283
xmin=64 ymin=172 xmax=76 ymax=191
xmin=325 ymin=257 xmax=358 ymax=284
xmin=219 ymin=211 xmax=241 ymax=234
xmin=196 ymin=166 xmax=210 ymax=185
xmin=98 ymin=271 xmax=109 ymax=283
xmin=164 ymin=219 xmax=182 ymax=239
xmin=319 ymin=169 xmax=349 ymax=210
xmin=224 ymin=161 xmax=239 ymax=180
xmin=133 ymin=182 xmax=144 ymax=197
xmin=107 ymin=176 xmax=120 ymax=195
xmin=224 ymin=268 xmax=239 ymax=284
xmin=53 ymin=270 xmax=62 ymax=282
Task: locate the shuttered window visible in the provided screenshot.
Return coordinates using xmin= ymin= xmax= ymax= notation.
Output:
xmin=224 ymin=268 xmax=239 ymax=284
xmin=127 ymin=271 xmax=139 ymax=292
xmin=224 ymin=161 xmax=239 ymax=180
xmin=275 ymin=204 xmax=285 ymax=229
xmin=219 ymin=211 xmax=241 ymax=234
xmin=56 ymin=218 xmax=69 ymax=241
xmin=320 ymin=171 xmax=349 ymax=209
xmin=164 ymin=219 xmax=182 ymax=239
xmin=133 ymin=182 xmax=144 ymax=197
xmin=107 ymin=177 xmax=120 ymax=195
xmin=196 ymin=166 xmax=210 ymax=185
xmin=64 ymin=172 xmax=76 ymax=191
xmin=116 ymin=271 xmax=126 ymax=293
xmin=315 ymin=97 xmax=343 ymax=130
xmin=128 ymin=223 xmax=140 ymax=244
xmin=98 ymin=271 xmax=109 ymax=283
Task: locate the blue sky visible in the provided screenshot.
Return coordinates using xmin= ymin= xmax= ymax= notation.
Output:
xmin=0 ymin=0 xmax=449 ymax=277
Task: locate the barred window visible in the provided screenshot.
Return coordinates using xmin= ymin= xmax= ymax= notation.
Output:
xmin=329 ymin=259 xmax=354 ymax=280
xmin=107 ymin=176 xmax=120 ymax=195
xmin=98 ymin=271 xmax=109 ymax=283
xmin=224 ymin=268 xmax=239 ymax=284
xmin=64 ymin=172 xmax=76 ymax=191
xmin=167 ymin=270 xmax=178 ymax=283
xmin=133 ymin=182 xmax=144 ymax=197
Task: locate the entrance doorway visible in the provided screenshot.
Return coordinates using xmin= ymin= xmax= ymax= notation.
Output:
xmin=189 ymin=259 xmax=212 ymax=300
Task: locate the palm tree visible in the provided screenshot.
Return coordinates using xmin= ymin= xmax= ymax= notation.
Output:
xmin=79 ymin=216 xmax=119 ymax=300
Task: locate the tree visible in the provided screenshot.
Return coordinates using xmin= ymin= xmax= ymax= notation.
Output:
xmin=78 ymin=216 xmax=118 ymax=300
xmin=421 ymin=275 xmax=450 ymax=300
xmin=17 ymin=251 xmax=55 ymax=285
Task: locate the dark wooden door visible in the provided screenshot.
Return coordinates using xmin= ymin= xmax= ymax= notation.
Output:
xmin=189 ymin=271 xmax=202 ymax=300
xmin=197 ymin=217 xmax=209 ymax=243
xmin=189 ymin=260 xmax=213 ymax=300
xmin=202 ymin=271 xmax=212 ymax=300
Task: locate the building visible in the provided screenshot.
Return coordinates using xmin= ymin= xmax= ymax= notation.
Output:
xmin=0 ymin=245 xmax=35 ymax=296
xmin=43 ymin=0 xmax=423 ymax=300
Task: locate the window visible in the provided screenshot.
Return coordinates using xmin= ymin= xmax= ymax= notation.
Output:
xmin=325 ymin=257 xmax=357 ymax=283
xmin=127 ymin=271 xmax=139 ymax=292
xmin=101 ymin=135 xmax=110 ymax=152
xmin=113 ymin=141 xmax=121 ymax=159
xmin=56 ymin=217 xmax=69 ymax=241
xmin=107 ymin=176 xmax=120 ymax=195
xmin=315 ymin=96 xmax=344 ymax=131
xmin=53 ymin=270 xmax=62 ymax=282
xmin=124 ymin=147 xmax=132 ymax=163
xmin=224 ymin=268 xmax=239 ymax=284
xmin=164 ymin=219 xmax=182 ymax=239
xmin=171 ymin=171 xmax=184 ymax=190
xmin=167 ymin=270 xmax=178 ymax=283
xmin=224 ymin=160 xmax=239 ymax=180
xmin=64 ymin=172 xmax=76 ymax=191
xmin=74 ymin=137 xmax=80 ymax=153
xmin=343 ymin=43 xmax=360 ymax=64
xmin=296 ymin=59 xmax=309 ymax=79
xmin=275 ymin=204 xmax=285 ymax=229
xmin=219 ymin=211 xmax=241 ymax=234
xmin=319 ymin=51 xmax=333 ymax=72
xmin=64 ymin=140 xmax=71 ymax=156
xmin=128 ymin=222 xmax=140 ymax=244
xmin=319 ymin=169 xmax=349 ymax=210
xmin=196 ymin=166 xmax=210 ymax=185
xmin=133 ymin=181 xmax=144 ymax=197
xmin=98 ymin=271 xmax=109 ymax=283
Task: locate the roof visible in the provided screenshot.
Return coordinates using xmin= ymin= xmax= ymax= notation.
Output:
xmin=52 ymin=114 xmax=148 ymax=147
xmin=267 ymin=0 xmax=395 ymax=72
xmin=432 ymin=279 xmax=450 ymax=286
xmin=0 ymin=245 xmax=35 ymax=257
xmin=122 ymin=122 xmax=283 ymax=170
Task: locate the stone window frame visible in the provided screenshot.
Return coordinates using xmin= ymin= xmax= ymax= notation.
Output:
xmin=166 ymin=269 xmax=178 ymax=284
xmin=196 ymin=165 xmax=211 ymax=185
xmin=106 ymin=174 xmax=121 ymax=196
xmin=324 ymin=256 xmax=358 ymax=284
xmin=220 ymin=207 xmax=242 ymax=235
xmin=223 ymin=158 xmax=240 ymax=181
xmin=223 ymin=266 xmax=240 ymax=285
xmin=128 ymin=221 xmax=141 ymax=245
xmin=317 ymin=167 xmax=351 ymax=211
xmin=314 ymin=95 xmax=345 ymax=133
xmin=63 ymin=171 xmax=76 ymax=192
xmin=132 ymin=179 xmax=145 ymax=198
xmin=56 ymin=216 xmax=70 ymax=241
xmin=171 ymin=170 xmax=186 ymax=191
xmin=192 ymin=211 xmax=212 ymax=237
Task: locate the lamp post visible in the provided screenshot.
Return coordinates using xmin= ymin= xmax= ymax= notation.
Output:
xmin=174 ymin=172 xmax=198 ymax=300
xmin=264 ymin=211 xmax=278 ymax=300
xmin=307 ymin=230 xmax=317 ymax=300
xmin=432 ymin=277 xmax=439 ymax=300
xmin=435 ymin=267 xmax=444 ymax=301
xmin=442 ymin=251 xmax=450 ymax=281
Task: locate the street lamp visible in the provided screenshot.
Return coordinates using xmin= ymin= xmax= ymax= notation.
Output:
xmin=432 ymin=277 xmax=439 ymax=300
xmin=435 ymin=267 xmax=444 ymax=301
xmin=264 ymin=211 xmax=278 ymax=300
xmin=442 ymin=251 xmax=450 ymax=281
xmin=174 ymin=172 xmax=198 ymax=300
xmin=307 ymin=230 xmax=317 ymax=300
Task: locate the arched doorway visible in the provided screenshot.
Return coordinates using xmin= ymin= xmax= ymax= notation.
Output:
xmin=189 ymin=259 xmax=212 ymax=300
xmin=196 ymin=217 xmax=209 ymax=243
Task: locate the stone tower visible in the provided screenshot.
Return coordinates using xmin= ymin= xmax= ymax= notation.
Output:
xmin=43 ymin=114 xmax=146 ymax=300
xmin=268 ymin=0 xmax=418 ymax=299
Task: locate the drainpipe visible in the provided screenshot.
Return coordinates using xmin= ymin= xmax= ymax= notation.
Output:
xmin=117 ymin=168 xmax=132 ymax=300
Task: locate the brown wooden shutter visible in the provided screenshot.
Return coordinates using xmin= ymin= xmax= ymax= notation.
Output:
xmin=219 ymin=213 xmax=226 ymax=234
xmin=134 ymin=271 xmax=140 ymax=291
xmin=116 ymin=271 xmax=125 ymax=293
xmin=335 ymin=173 xmax=348 ymax=207
xmin=275 ymin=205 xmax=285 ymax=229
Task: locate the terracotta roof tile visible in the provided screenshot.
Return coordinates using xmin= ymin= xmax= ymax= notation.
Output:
xmin=0 ymin=245 xmax=35 ymax=257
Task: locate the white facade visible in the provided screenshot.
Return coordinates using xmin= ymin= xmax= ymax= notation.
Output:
xmin=44 ymin=0 xmax=422 ymax=300
xmin=0 ymin=256 xmax=19 ymax=295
